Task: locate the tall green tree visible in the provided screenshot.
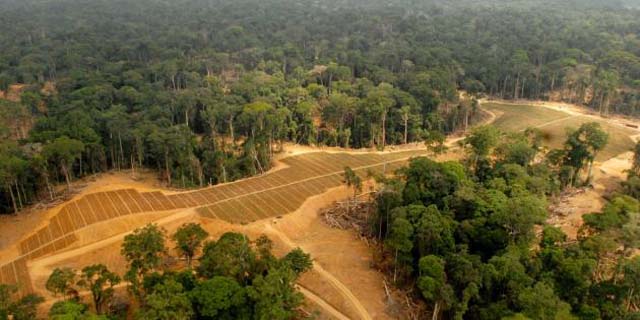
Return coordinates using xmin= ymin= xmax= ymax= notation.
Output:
xmin=246 ymin=266 xmax=304 ymax=320
xmin=563 ymin=122 xmax=609 ymax=185
xmin=516 ymin=282 xmax=576 ymax=320
xmin=46 ymin=267 xmax=76 ymax=299
xmin=386 ymin=217 xmax=414 ymax=283
xmin=343 ymin=166 xmax=362 ymax=210
xmin=281 ymin=248 xmax=313 ymax=275
xmin=76 ymin=264 xmax=120 ymax=315
xmin=137 ymin=279 xmax=193 ymax=320
xmin=198 ymin=232 xmax=255 ymax=283
xmin=463 ymin=126 xmax=500 ymax=176
xmin=189 ymin=276 xmax=249 ymax=320
xmin=418 ymin=255 xmax=454 ymax=320
xmin=121 ymin=224 xmax=167 ymax=301
xmin=43 ymin=137 xmax=85 ymax=189
xmin=0 ymin=142 xmax=28 ymax=213
xmin=172 ymin=223 xmax=209 ymax=267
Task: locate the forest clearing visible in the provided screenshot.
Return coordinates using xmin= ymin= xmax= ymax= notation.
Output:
xmin=2 ymin=0 xmax=640 ymax=318
xmin=0 ymin=99 xmax=638 ymax=319
xmin=0 ymin=148 xmax=429 ymax=318
xmin=484 ymin=102 xmax=637 ymax=160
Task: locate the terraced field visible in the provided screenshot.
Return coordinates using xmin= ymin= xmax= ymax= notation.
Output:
xmin=484 ymin=102 xmax=636 ymax=161
xmin=1 ymin=149 xmax=425 ymax=296
xmin=0 ymin=258 xmax=32 ymax=295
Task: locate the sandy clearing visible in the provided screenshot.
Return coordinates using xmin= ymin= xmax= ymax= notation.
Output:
xmin=27 ymin=183 xmax=391 ymax=319
xmin=549 ymin=151 xmax=634 ymax=239
xmin=0 ymin=171 xmax=165 ymax=254
xmin=264 ymin=223 xmax=373 ymax=320
xmin=255 ymin=183 xmax=395 ymax=320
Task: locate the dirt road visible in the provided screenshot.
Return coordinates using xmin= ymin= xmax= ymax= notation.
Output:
xmin=297 ymin=285 xmax=351 ymax=320
xmin=264 ymin=223 xmax=373 ymax=320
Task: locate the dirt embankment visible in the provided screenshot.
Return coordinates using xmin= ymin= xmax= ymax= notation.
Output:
xmin=0 ymin=171 xmax=165 ymax=262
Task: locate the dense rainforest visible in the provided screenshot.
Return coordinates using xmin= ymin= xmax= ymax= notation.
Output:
xmin=367 ymin=123 xmax=640 ymax=319
xmin=1 ymin=0 xmax=640 ymax=213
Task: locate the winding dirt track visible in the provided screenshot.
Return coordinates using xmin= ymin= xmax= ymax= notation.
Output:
xmin=264 ymin=223 xmax=373 ymax=320
xmin=297 ymin=285 xmax=351 ymax=320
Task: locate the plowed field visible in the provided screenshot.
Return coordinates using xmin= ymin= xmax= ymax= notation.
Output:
xmin=0 ymin=149 xmax=425 ymax=296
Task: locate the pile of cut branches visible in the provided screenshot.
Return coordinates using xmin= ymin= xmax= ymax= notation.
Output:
xmin=321 ymin=199 xmax=428 ymax=319
xmin=320 ymin=200 xmax=373 ymax=236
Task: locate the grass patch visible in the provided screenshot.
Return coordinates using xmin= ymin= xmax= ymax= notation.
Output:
xmin=484 ymin=102 xmax=635 ymax=161
xmin=484 ymin=103 xmax=569 ymax=131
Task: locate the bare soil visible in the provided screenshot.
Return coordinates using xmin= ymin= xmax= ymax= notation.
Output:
xmin=0 ymin=171 xmax=164 ymax=261
xmin=26 ymin=182 xmax=390 ymax=319
xmin=549 ymin=151 xmax=634 ymax=239
xmin=0 ymin=84 xmax=27 ymax=102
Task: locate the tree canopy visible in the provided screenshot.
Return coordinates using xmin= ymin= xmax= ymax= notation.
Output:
xmin=368 ymin=126 xmax=640 ymax=319
xmin=3 ymin=0 xmax=640 ymax=213
xmin=34 ymin=224 xmax=313 ymax=319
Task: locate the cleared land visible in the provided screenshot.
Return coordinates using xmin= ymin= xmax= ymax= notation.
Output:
xmin=0 ymin=149 xmax=424 ymax=299
xmin=5 ymin=100 xmax=636 ymax=315
xmin=486 ymin=102 xmax=570 ymax=131
xmin=484 ymin=102 xmax=636 ymax=160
